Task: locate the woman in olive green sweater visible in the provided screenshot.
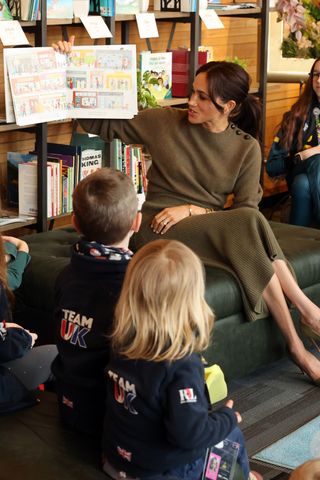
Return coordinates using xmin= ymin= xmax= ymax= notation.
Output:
xmin=54 ymin=37 xmax=320 ymax=385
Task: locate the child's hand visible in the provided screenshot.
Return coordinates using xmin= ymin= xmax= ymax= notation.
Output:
xmin=225 ymin=399 xmax=242 ymax=424
xmin=25 ymin=330 xmax=38 ymax=347
xmin=2 ymin=235 xmax=29 ymax=253
xmin=52 ymin=35 xmax=75 ymax=54
xmin=6 ymin=323 xmax=38 ymax=347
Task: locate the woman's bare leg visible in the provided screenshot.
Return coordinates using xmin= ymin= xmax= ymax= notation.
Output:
xmin=272 ymin=259 xmax=320 ymax=333
xmin=263 ymin=273 xmax=320 ymax=382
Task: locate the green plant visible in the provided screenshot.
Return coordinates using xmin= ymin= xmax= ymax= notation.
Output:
xmin=137 ymin=70 xmax=159 ymax=110
xmin=225 ymin=57 xmax=248 ymax=69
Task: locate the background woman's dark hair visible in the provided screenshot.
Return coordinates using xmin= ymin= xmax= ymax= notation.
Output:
xmin=279 ymin=57 xmax=320 ymax=151
xmin=196 ymin=61 xmax=261 ymax=140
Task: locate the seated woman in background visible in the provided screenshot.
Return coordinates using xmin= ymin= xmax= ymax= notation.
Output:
xmin=54 ymin=37 xmax=320 ymax=385
xmin=0 ymin=234 xmax=57 ymax=413
xmin=267 ymin=57 xmax=320 ymax=227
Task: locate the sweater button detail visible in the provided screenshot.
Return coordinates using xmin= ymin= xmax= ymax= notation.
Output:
xmin=236 ymin=130 xmax=241 ymax=135
xmin=244 ymin=134 xmax=250 ymax=139
xmin=230 ymin=123 xmax=236 ymax=129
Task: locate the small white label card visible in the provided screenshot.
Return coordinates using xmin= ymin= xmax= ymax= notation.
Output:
xmin=80 ymin=15 xmax=113 ymax=38
xmin=200 ymin=9 xmax=224 ymax=29
xmin=136 ymin=13 xmax=159 ymax=38
xmin=0 ymin=20 xmax=29 ymax=46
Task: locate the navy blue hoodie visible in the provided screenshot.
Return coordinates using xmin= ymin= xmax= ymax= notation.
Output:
xmin=103 ymin=353 xmax=237 ymax=477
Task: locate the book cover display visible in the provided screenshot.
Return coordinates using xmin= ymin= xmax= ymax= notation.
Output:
xmin=90 ymin=0 xmax=115 ymax=16
xmin=0 ymin=0 xmax=13 ymax=20
xmin=170 ymin=49 xmax=208 ymax=97
xmin=115 ymin=0 xmax=139 ymax=14
xmin=47 ymin=0 xmax=73 ymax=18
xmin=4 ymin=44 xmax=137 ymax=126
xmin=140 ymin=51 xmax=172 ymax=101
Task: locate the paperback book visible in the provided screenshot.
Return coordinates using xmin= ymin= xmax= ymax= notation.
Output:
xmin=90 ymin=0 xmax=115 ymax=16
xmin=115 ymin=0 xmax=139 ymax=14
xmin=70 ymin=131 xmax=106 ymax=179
xmin=4 ymin=44 xmax=137 ymax=126
xmin=140 ymin=51 xmax=172 ymax=100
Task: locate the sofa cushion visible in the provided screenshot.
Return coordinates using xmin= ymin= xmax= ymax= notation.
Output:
xmin=17 ymin=221 xmax=320 ymax=323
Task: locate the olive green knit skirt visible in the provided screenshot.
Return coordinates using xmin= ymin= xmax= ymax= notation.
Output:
xmin=132 ymin=207 xmax=287 ymax=321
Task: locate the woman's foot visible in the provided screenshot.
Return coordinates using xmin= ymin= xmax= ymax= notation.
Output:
xmin=287 ymin=346 xmax=320 ymax=385
xmin=300 ymin=312 xmax=320 ymax=338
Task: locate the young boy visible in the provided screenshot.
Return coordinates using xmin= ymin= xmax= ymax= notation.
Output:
xmin=51 ymin=168 xmax=141 ymax=437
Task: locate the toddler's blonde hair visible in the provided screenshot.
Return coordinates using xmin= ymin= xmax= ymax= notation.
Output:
xmin=112 ymin=239 xmax=214 ymax=361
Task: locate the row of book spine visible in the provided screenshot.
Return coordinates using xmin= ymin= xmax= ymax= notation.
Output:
xmin=110 ymin=139 xmax=148 ymax=196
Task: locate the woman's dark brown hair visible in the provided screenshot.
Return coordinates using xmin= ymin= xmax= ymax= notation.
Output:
xmin=196 ymin=61 xmax=261 ymax=140
xmin=279 ymin=57 xmax=320 ymax=151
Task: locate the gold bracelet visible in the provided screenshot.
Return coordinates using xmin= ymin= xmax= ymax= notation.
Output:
xmin=205 ymin=208 xmax=214 ymax=214
xmin=189 ymin=205 xmax=192 ymax=216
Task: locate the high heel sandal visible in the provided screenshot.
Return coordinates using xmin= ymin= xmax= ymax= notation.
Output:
xmin=300 ymin=323 xmax=320 ymax=353
xmin=286 ymin=347 xmax=320 ymax=386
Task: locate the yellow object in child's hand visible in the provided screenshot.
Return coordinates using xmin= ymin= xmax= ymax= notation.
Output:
xmin=205 ymin=364 xmax=228 ymax=404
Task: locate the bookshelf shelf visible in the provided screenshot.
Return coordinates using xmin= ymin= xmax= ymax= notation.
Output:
xmin=2 ymin=3 xmax=268 ymax=233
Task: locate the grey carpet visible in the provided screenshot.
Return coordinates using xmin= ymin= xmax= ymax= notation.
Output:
xmin=225 ymin=349 xmax=320 ymax=479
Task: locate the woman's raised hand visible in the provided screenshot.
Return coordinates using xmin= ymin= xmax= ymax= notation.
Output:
xmin=52 ymin=34 xmax=75 ymax=54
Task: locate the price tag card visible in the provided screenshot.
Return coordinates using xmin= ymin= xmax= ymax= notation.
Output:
xmin=0 ymin=20 xmax=29 ymax=46
xmin=80 ymin=15 xmax=113 ymax=38
xmin=200 ymin=9 xmax=224 ymax=29
xmin=136 ymin=13 xmax=159 ymax=38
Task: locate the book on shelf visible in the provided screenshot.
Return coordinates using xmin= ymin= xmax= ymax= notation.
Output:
xmin=70 ymin=131 xmax=106 ymax=180
xmin=4 ymin=44 xmax=137 ymax=126
xmin=110 ymin=138 xmax=148 ymax=201
xmin=47 ymin=0 xmax=73 ymax=18
xmin=140 ymin=51 xmax=172 ymax=101
xmin=7 ymin=152 xmax=38 ymax=208
xmin=0 ymin=0 xmax=13 ymax=20
xmin=115 ymin=0 xmax=139 ymax=14
xmin=18 ymin=162 xmax=37 ymax=216
xmin=170 ymin=48 xmax=209 ymax=97
xmin=90 ymin=0 xmax=115 ymax=16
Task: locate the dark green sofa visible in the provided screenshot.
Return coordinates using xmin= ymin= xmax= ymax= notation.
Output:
xmin=14 ymin=221 xmax=320 ymax=380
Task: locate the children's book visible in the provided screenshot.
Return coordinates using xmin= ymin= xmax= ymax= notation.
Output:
xmin=4 ymin=44 xmax=138 ymax=126
xmin=7 ymin=151 xmax=38 ymax=208
xmin=140 ymin=51 xmax=172 ymax=100
xmin=116 ymin=0 xmax=139 ymax=14
xmin=202 ymin=439 xmax=240 ymax=480
xmin=0 ymin=0 xmax=13 ymax=20
xmin=90 ymin=0 xmax=115 ymax=16
xmin=47 ymin=0 xmax=73 ymax=19
xmin=70 ymin=131 xmax=106 ymax=180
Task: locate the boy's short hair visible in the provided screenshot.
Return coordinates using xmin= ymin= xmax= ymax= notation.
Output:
xmin=73 ymin=168 xmax=138 ymax=245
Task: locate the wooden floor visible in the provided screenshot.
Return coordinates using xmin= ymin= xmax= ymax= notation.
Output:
xmin=226 ymin=350 xmax=320 ymax=479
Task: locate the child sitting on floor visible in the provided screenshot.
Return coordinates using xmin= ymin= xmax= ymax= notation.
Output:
xmin=51 ymin=168 xmax=141 ymax=437
xmin=102 ymin=239 xmax=262 ymax=480
xmin=0 ymin=233 xmax=57 ymax=413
